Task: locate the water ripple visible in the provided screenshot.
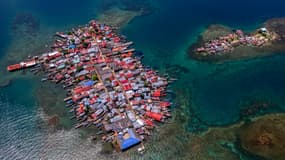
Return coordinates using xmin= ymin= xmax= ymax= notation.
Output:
xmin=0 ymin=97 xmax=126 ymax=160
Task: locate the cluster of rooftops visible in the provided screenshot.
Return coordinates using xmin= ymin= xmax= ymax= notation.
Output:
xmin=7 ymin=20 xmax=174 ymax=152
xmin=195 ymin=27 xmax=274 ymax=56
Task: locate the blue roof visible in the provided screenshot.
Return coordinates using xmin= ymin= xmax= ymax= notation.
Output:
xmin=82 ymin=80 xmax=95 ymax=87
xmin=84 ymin=101 xmax=90 ymax=106
xmin=121 ymin=138 xmax=140 ymax=151
xmin=69 ymin=44 xmax=76 ymax=49
xmin=119 ymin=129 xmax=141 ymax=151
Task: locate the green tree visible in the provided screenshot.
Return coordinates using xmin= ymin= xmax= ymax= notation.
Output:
xmin=76 ymin=66 xmax=83 ymax=72
xmin=83 ymin=42 xmax=89 ymax=48
xmin=70 ymin=39 xmax=75 ymax=44
xmin=92 ymin=75 xmax=98 ymax=81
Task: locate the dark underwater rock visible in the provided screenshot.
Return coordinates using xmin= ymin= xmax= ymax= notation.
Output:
xmin=238 ymin=114 xmax=285 ymax=160
xmin=48 ymin=115 xmax=60 ymax=127
xmin=11 ymin=12 xmax=40 ymax=36
xmin=0 ymin=79 xmax=11 ymax=88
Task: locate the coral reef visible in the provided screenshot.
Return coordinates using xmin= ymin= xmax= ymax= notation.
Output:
xmin=97 ymin=8 xmax=142 ymax=28
xmin=48 ymin=115 xmax=60 ymax=127
xmin=11 ymin=12 xmax=40 ymax=36
xmin=238 ymin=114 xmax=285 ymax=160
xmin=0 ymin=79 xmax=11 ymax=88
xmin=98 ymin=0 xmax=153 ymax=15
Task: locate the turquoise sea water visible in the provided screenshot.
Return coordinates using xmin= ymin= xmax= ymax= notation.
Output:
xmin=123 ymin=0 xmax=285 ymax=126
xmin=1 ymin=0 xmax=285 ymax=159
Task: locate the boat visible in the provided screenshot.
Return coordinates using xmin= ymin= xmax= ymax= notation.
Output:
xmin=64 ymin=96 xmax=72 ymax=102
xmin=95 ymin=108 xmax=104 ymax=116
xmin=7 ymin=64 xmax=21 ymax=72
xmin=7 ymin=59 xmax=37 ymax=72
xmin=41 ymin=78 xmax=48 ymax=82
xmin=75 ymin=123 xmax=83 ymax=129
xmin=70 ymin=116 xmax=76 ymax=120
xmin=22 ymin=59 xmax=37 ymax=68
xmin=137 ymin=146 xmax=145 ymax=155
xmin=55 ymin=32 xmax=67 ymax=39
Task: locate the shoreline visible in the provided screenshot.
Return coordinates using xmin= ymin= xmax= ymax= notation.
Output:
xmin=189 ymin=18 xmax=285 ymax=62
xmin=2 ymin=3 xmax=285 ymax=159
xmin=2 ymin=5 xmax=162 ymax=156
xmin=7 ymin=19 xmax=173 ymax=153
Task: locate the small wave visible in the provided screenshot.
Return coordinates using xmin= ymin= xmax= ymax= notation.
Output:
xmin=0 ymin=101 xmax=125 ymax=160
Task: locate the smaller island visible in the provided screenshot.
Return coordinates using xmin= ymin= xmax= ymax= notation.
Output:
xmin=189 ymin=18 xmax=285 ymax=61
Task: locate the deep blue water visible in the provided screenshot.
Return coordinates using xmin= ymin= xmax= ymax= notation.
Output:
xmin=191 ymin=56 xmax=285 ymax=125
xmin=1 ymin=0 xmax=285 ymax=159
xmin=122 ymin=0 xmax=285 ymax=125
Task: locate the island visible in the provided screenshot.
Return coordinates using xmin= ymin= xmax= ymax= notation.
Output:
xmin=6 ymin=20 xmax=173 ymax=152
xmin=189 ymin=18 xmax=285 ymax=62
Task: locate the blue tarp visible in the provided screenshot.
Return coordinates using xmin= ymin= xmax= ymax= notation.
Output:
xmin=69 ymin=44 xmax=76 ymax=49
xmin=121 ymin=138 xmax=140 ymax=151
xmin=120 ymin=129 xmax=141 ymax=151
xmin=82 ymin=80 xmax=95 ymax=87
xmin=84 ymin=101 xmax=90 ymax=106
